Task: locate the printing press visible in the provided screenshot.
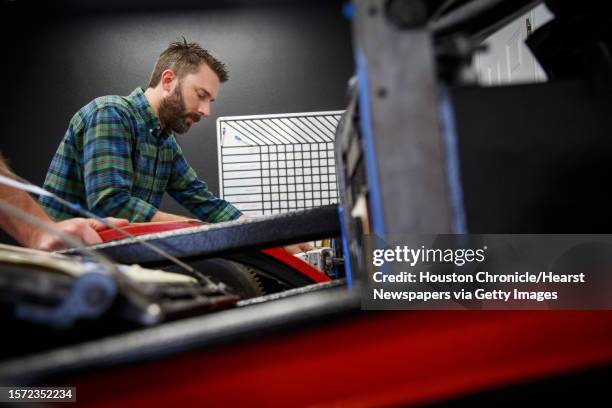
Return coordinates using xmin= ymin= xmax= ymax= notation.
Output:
xmin=1 ymin=0 xmax=612 ymax=405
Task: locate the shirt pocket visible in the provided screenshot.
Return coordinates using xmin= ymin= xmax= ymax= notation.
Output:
xmin=151 ymin=145 xmax=173 ymax=194
xmin=132 ymin=140 xmax=158 ymax=199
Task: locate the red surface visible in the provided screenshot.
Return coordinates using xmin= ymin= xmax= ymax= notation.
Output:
xmin=85 ymin=224 xmax=612 ymax=405
xmin=262 ymin=247 xmax=331 ymax=283
xmin=65 ymin=310 xmax=612 ymax=407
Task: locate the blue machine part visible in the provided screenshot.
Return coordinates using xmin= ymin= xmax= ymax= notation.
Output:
xmin=16 ymin=264 xmax=118 ymax=328
xmin=356 ymin=51 xmax=386 ymax=238
xmin=438 ymin=85 xmax=468 ymax=234
xmin=342 ymin=2 xmax=354 ymax=20
xmin=337 ymin=206 xmax=353 ymax=288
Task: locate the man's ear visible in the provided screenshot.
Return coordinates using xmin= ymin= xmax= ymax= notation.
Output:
xmin=160 ymin=69 xmax=177 ymax=93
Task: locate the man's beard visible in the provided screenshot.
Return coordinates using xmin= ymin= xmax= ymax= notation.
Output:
xmin=158 ymin=83 xmax=200 ymax=134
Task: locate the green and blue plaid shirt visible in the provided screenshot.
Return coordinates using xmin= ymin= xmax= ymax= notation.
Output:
xmin=40 ymin=88 xmax=241 ymax=223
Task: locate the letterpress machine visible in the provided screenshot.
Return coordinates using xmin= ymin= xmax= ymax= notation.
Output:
xmin=1 ymin=0 xmax=612 ymax=405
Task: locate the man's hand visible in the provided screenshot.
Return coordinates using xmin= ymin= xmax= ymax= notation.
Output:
xmin=32 ymin=217 xmax=129 ymax=251
xmin=284 ymin=242 xmax=315 ymax=254
xmin=151 ymin=210 xmax=198 ymax=223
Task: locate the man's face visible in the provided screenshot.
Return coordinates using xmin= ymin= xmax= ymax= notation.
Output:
xmin=158 ymin=63 xmax=221 ymax=134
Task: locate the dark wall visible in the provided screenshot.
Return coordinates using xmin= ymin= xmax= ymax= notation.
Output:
xmin=0 ymin=0 xmax=353 ymax=216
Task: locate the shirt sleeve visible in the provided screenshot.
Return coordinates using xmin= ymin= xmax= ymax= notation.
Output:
xmin=82 ymin=106 xmax=158 ymax=222
xmin=166 ymin=140 xmax=242 ymax=222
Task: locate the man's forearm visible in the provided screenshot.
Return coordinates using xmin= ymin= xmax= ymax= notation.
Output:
xmin=0 ymin=183 xmax=53 ymax=248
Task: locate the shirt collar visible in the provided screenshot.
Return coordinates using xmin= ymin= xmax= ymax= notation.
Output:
xmin=127 ymin=87 xmax=171 ymax=139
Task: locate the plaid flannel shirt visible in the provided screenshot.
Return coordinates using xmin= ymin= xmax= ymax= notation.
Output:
xmin=40 ymin=87 xmax=242 ymax=223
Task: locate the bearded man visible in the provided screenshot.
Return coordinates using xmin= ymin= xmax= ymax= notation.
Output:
xmin=40 ymin=39 xmax=243 ymax=224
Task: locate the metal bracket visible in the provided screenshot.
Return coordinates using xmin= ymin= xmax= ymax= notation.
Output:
xmin=351 ymin=0 xmax=453 ymax=234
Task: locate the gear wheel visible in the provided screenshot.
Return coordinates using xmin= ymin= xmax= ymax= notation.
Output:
xmin=184 ymin=258 xmax=266 ymax=299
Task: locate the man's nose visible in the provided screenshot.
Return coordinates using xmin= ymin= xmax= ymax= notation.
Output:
xmin=198 ymin=101 xmax=210 ymax=117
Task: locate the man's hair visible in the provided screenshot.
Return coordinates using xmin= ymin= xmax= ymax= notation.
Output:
xmin=148 ymin=38 xmax=229 ymax=87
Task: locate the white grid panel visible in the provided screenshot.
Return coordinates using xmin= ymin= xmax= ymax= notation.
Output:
xmin=217 ymin=111 xmax=343 ymax=216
